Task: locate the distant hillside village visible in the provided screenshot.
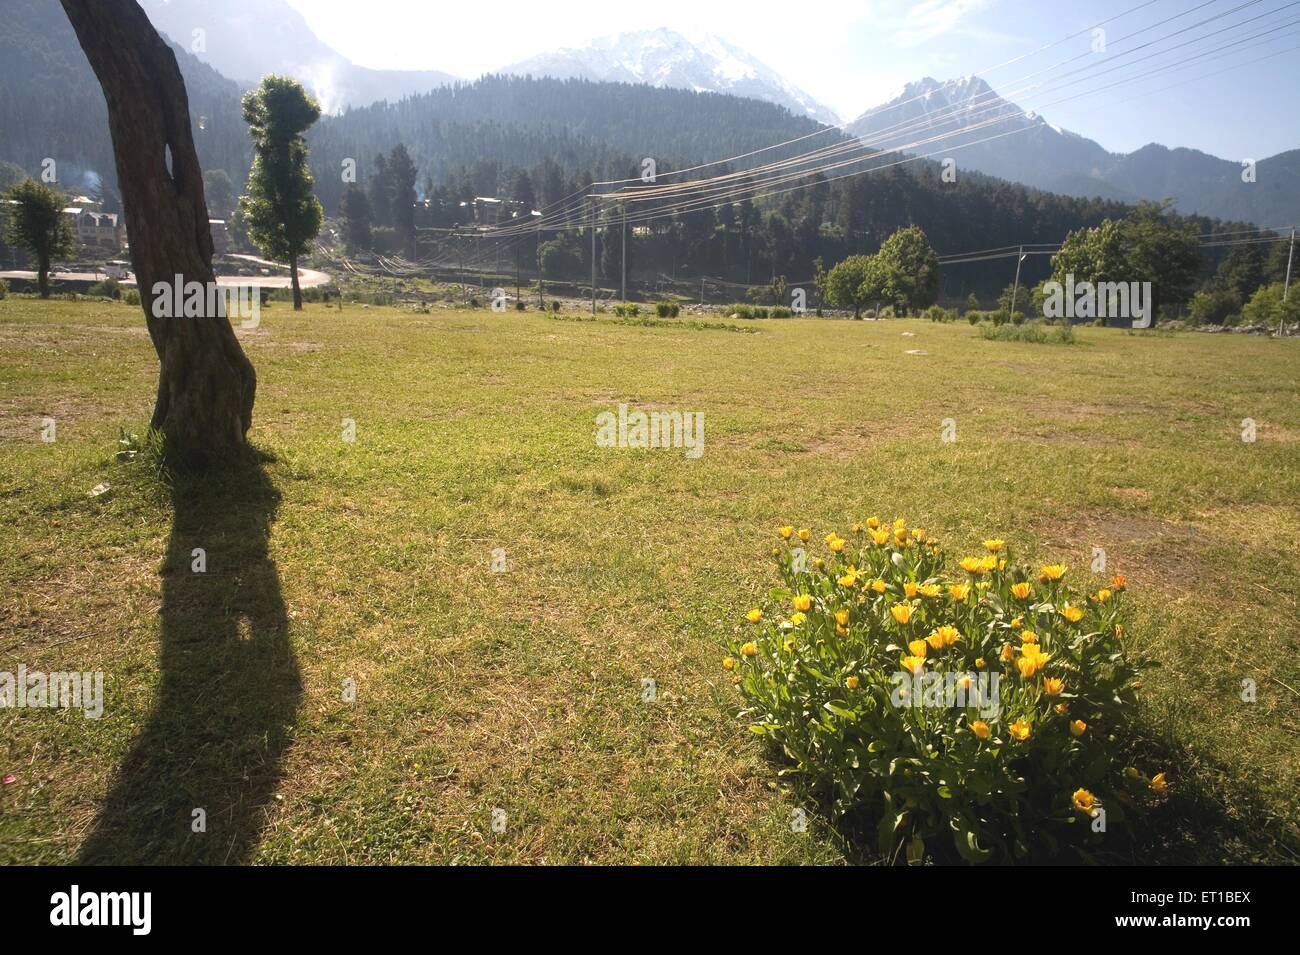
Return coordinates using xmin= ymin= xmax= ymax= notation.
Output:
xmin=1 ymin=193 xmax=231 ymax=263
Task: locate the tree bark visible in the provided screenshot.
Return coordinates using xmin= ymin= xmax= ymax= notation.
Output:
xmin=290 ymin=256 xmax=302 ymax=311
xmin=59 ymin=0 xmax=256 ymax=463
xmin=38 ymin=252 xmax=50 ymax=299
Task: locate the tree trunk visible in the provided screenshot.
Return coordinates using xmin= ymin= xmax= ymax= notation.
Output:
xmin=290 ymin=256 xmax=302 ymax=311
xmin=38 ymin=252 xmax=50 ymax=299
xmin=59 ymin=0 xmax=255 ymax=464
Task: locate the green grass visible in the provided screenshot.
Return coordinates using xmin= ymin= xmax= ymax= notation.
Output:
xmin=1 ymin=296 xmax=1298 ymax=864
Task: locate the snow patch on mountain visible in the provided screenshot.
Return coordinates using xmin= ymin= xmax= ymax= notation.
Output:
xmin=499 ymin=28 xmax=840 ymax=126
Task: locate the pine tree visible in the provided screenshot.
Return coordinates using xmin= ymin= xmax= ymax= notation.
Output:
xmin=237 ymin=75 xmax=324 ymax=311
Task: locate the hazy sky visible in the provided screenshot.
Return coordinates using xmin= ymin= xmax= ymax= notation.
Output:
xmin=284 ymin=0 xmax=1300 ymax=158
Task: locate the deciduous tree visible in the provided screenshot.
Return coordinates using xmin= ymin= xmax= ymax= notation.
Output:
xmin=2 ymin=178 xmax=74 ymax=298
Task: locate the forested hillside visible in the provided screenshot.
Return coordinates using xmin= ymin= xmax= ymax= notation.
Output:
xmin=0 ymin=0 xmax=250 ymax=208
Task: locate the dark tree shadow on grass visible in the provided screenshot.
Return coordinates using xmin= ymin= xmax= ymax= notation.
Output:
xmin=78 ymin=454 xmax=301 ymax=864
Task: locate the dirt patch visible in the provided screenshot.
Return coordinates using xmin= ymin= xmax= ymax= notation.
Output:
xmin=1033 ymin=509 xmax=1205 ymax=588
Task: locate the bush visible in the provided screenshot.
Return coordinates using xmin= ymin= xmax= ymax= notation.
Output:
xmin=922 ymin=304 xmax=957 ymax=323
xmin=86 ymin=278 xmax=121 ymax=299
xmin=613 ymin=302 xmax=640 ymax=318
xmin=725 ymin=303 xmax=771 ymax=319
xmin=0 ymin=278 xmax=7 ymax=300
xmin=770 ymin=306 xmax=794 ymax=318
xmin=655 ymin=301 xmax=680 ymax=318
xmin=515 ymin=300 xmax=526 ymax=311
xmin=1240 ymin=283 xmax=1300 ymax=328
xmin=980 ymin=320 xmax=1076 ymax=344
xmin=122 ymin=288 xmax=140 ymax=307
xmin=725 ymin=522 xmax=1160 ymax=863
xmin=550 ymin=300 xmax=562 ymax=313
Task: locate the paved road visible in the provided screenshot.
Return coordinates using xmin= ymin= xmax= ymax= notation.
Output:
xmin=1 ymin=254 xmax=331 ymax=289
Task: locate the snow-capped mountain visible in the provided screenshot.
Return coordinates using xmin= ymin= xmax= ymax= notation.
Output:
xmin=500 ymin=28 xmax=840 ymax=126
xmin=848 ymin=75 xmax=1116 ymax=190
xmin=848 ymin=74 xmax=1300 ymax=225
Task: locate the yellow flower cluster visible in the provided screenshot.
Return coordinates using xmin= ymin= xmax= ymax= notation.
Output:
xmin=728 ymin=518 xmax=1154 ymax=861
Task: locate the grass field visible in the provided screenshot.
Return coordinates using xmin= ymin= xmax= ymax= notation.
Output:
xmin=1 ymin=296 xmax=1298 ymax=864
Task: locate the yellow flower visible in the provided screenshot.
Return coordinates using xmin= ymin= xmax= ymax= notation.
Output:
xmin=835 ymin=610 xmax=850 ymax=627
xmin=793 ymin=594 xmax=812 ymax=612
xmin=983 ymin=538 xmax=1005 ymax=552
xmin=957 ymin=674 xmax=973 ymax=690
xmin=903 ymin=581 xmax=918 ymax=598
xmin=949 ymin=583 xmax=971 ymax=600
xmin=1042 ymin=677 xmax=1065 ymax=696
xmin=901 ymin=655 xmax=925 ymax=674
xmin=1039 ymin=563 xmax=1067 ymax=582
xmin=746 ymin=608 xmax=763 ymax=623
xmin=778 ymin=526 xmax=794 ymax=539
xmin=1072 ymin=788 xmax=1097 ymax=813
xmin=908 ymin=639 xmax=928 ymax=658
xmin=783 ymin=639 xmax=795 ymax=652
xmin=913 ymin=528 xmax=928 ymax=542
xmin=789 ymin=612 xmax=807 ymax=626
xmin=960 ymin=556 xmax=985 ymax=573
xmin=845 ymin=675 xmax=860 ymax=689
xmin=828 ymin=536 xmax=846 ymax=553
xmin=974 ymin=657 xmax=986 ymax=669
xmin=917 ymin=583 xmax=941 ymax=598
xmin=971 ymin=720 xmax=991 ymax=740
xmin=740 ymin=642 xmax=758 ymax=657
xmin=1055 ymin=703 xmax=1068 ymax=715
xmin=1000 ymin=643 xmax=1015 ymax=662
xmin=893 ymin=517 xmax=906 ymax=531
xmin=932 ymin=625 xmax=960 ymax=648
xmin=866 ymin=516 xmax=880 ymax=529
xmin=1016 ymin=655 xmax=1044 ymax=679
xmin=1010 ymin=616 xmax=1023 ymax=629
xmin=1150 ymin=772 xmax=1168 ymax=794
xmin=1020 ymin=629 xmax=1038 ymax=644
xmin=1059 ymin=603 xmax=1085 ymax=623
xmin=1009 ymin=719 xmax=1031 ymax=741
xmin=1010 ymin=581 xmax=1033 ymax=600
xmin=722 ymin=656 xmax=736 ymax=670
xmin=871 ymin=578 xmax=888 ymax=594
xmin=1070 ymin=719 xmax=1087 ymax=737
xmin=890 ymin=604 xmax=914 ymax=624
xmin=869 ymin=527 xmax=890 ymax=546
xmin=798 ymin=528 xmax=811 ymax=542
xmin=1111 ymin=574 xmax=1126 ymax=590
xmin=1094 ymin=588 xmax=1111 ymax=602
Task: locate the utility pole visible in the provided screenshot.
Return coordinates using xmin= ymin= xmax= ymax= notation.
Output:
xmin=1011 ymin=245 xmax=1025 ymax=320
xmin=536 ymin=223 xmax=543 ymax=310
xmin=591 ymin=196 xmax=597 ymax=316
xmin=700 ymin=274 xmax=705 ymax=306
xmin=621 ymin=200 xmax=627 ymax=303
xmin=1281 ymin=228 xmax=1295 ymax=336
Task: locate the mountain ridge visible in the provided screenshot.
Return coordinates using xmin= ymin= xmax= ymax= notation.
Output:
xmin=137 ymin=0 xmax=459 ymax=111
xmin=499 ymin=28 xmax=841 ymax=126
xmin=849 ymin=75 xmax=1299 ymax=225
